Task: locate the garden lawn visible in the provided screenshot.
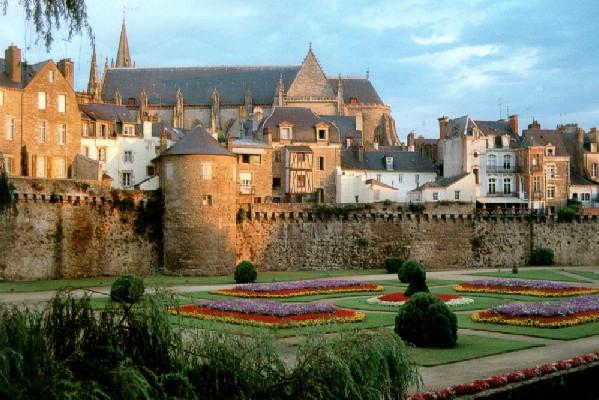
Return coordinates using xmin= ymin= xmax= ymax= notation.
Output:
xmin=333 ymin=295 xmax=509 ymax=313
xmin=407 ymin=334 xmax=542 ymax=366
xmin=469 ymin=269 xmax=586 ymax=283
xmin=0 ymin=269 xmax=386 ymax=293
xmin=169 ymin=311 xmax=396 ymax=338
xmin=457 ymin=313 xmax=599 ymax=340
xmin=431 ymin=286 xmax=565 ymax=302
xmin=566 ymin=270 xmax=599 ymax=281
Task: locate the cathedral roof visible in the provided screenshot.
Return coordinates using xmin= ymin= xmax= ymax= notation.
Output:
xmin=159 ymin=125 xmax=234 ymax=157
xmin=328 ymin=77 xmax=383 ymax=105
xmin=80 ymin=103 xmax=136 ymax=123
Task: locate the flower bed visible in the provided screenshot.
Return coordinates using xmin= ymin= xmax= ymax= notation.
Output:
xmin=454 ymin=278 xmax=599 ymax=297
xmin=211 ymin=279 xmax=383 ymax=298
xmin=471 ymin=295 xmax=599 ymax=328
xmin=169 ymin=298 xmax=365 ymax=328
xmin=367 ymin=293 xmax=474 ymax=307
xmin=408 ymin=351 xmax=599 ymax=399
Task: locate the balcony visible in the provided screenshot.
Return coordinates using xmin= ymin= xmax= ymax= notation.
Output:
xmin=532 ymin=191 xmax=543 ymax=200
xmin=486 ymin=165 xmax=515 ymax=173
xmin=240 ymin=184 xmax=254 ymax=195
xmin=486 ymin=192 xmax=519 ymax=197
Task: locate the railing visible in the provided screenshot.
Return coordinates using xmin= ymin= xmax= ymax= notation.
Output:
xmin=240 ymin=184 xmax=254 ymax=195
xmin=485 ymin=192 xmax=519 ymax=197
xmin=486 ymin=166 xmax=515 ymax=173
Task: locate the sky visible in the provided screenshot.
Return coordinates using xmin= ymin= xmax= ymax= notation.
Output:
xmin=1 ymin=0 xmax=599 ymax=140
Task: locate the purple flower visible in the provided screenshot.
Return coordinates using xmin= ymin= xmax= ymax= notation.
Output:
xmin=198 ymin=298 xmax=338 ymax=316
xmin=488 ymin=295 xmax=599 ymax=317
xmin=469 ymin=279 xmax=580 ymax=290
xmin=235 ymin=279 xmax=369 ymax=292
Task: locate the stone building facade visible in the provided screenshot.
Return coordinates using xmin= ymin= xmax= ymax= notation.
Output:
xmin=0 ymin=45 xmax=81 ymax=178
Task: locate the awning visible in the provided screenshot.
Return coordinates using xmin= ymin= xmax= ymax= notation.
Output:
xmin=476 ymin=197 xmax=527 ymax=204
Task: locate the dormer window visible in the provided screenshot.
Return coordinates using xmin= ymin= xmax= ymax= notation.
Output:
xmin=123 ymin=125 xmax=135 ymax=136
xmin=315 ymin=123 xmax=328 ymax=141
xmin=385 ymin=156 xmax=393 ymax=171
xmin=349 ymin=97 xmax=359 ymax=105
xmin=318 ymin=128 xmax=327 ymax=140
xmin=279 ymin=123 xmax=293 ymax=140
xmin=546 ymin=145 xmax=555 ymax=156
xmin=127 ymin=97 xmax=137 ymax=106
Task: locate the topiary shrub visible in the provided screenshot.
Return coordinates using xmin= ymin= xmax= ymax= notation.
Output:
xmin=384 ymin=258 xmax=404 ymax=274
xmin=398 ymin=260 xmax=424 ymax=283
xmin=529 ymin=247 xmax=554 ymax=266
xmin=408 ymin=203 xmax=425 ymax=214
xmin=234 ymin=261 xmax=257 ymax=284
xmin=395 ymin=292 xmax=457 ymax=348
xmin=110 ymin=274 xmax=145 ymax=304
xmin=557 ymin=206 xmax=577 ymax=222
xmin=404 ymin=265 xmax=429 ymax=297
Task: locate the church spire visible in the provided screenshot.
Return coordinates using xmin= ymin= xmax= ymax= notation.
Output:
xmin=87 ymin=45 xmax=99 ymax=100
xmin=115 ymin=14 xmax=132 ymax=68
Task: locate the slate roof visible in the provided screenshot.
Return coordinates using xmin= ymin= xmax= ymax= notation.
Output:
xmin=521 ymin=129 xmax=569 ymax=156
xmin=263 ymin=107 xmax=340 ymax=143
xmin=445 ymin=116 xmax=516 ymax=139
xmin=159 ymin=125 xmax=234 ymax=157
xmin=100 ymin=66 xmax=385 ymax=107
xmin=80 ymin=103 xmax=136 ymax=123
xmin=570 ymin=172 xmax=597 ymax=186
xmin=341 ymin=149 xmax=437 ymax=173
xmin=474 ymin=120 xmax=514 ymax=136
xmin=414 ymin=137 xmax=438 ymax=145
xmin=414 ymin=172 xmax=470 ymax=190
xmin=320 ymin=115 xmax=362 ymax=143
xmin=0 ymin=58 xmax=48 ymax=88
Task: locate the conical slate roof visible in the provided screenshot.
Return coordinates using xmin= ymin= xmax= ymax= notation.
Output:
xmin=160 ymin=125 xmax=234 ymax=157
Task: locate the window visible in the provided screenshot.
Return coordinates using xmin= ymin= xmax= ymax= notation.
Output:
xmin=433 ymin=192 xmax=439 ymax=201
xmin=533 ymin=176 xmax=540 ymax=193
xmin=57 ymin=94 xmax=66 ymax=113
xmin=385 ymin=156 xmax=393 ymax=171
xmin=503 ymin=178 xmax=511 ymax=194
xmin=146 ymin=165 xmax=155 ymax=176
xmin=533 ymin=154 xmax=540 ymax=166
xmin=547 ymin=164 xmax=556 ymax=179
xmin=297 ymin=175 xmax=306 ymax=189
xmin=349 ymin=97 xmax=359 ymax=105
xmin=121 ymin=172 xmax=133 ymax=188
xmin=0 ymin=91 xmax=3 ymax=106
xmin=48 ymin=70 xmax=55 ymax=82
xmin=503 ymin=155 xmax=511 ymax=170
xmin=582 ymin=193 xmax=591 ymax=201
xmin=494 ymin=136 xmax=503 ymax=148
xmin=6 ymin=118 xmax=15 ymax=140
xmin=454 ymin=190 xmax=460 ymax=200
xmin=100 ymin=124 xmax=107 ymax=138
xmin=398 ymin=174 xmax=403 ymax=184
xmin=202 ymin=195 xmax=213 ymax=206
xmin=240 ymin=172 xmax=252 ymax=194
xmin=487 ymin=154 xmax=496 ymax=169
xmin=572 ymin=193 xmax=578 ymax=200
xmin=201 ymin=162 xmax=212 ymax=180
xmin=35 ymin=156 xmax=46 ymax=178
xmin=488 ymin=178 xmax=496 ymax=194
xmin=123 ymin=125 xmax=135 ymax=136
xmin=98 ymin=147 xmax=107 ymax=162
xmin=39 ymin=121 xmax=47 ymax=143
xmin=54 ymin=157 xmax=66 ymax=179
xmin=38 ymin=92 xmax=46 ymax=110
xmin=57 ymin=124 xmax=66 ymax=144
xmin=593 ymin=163 xmax=598 ymax=178
xmin=124 ymin=151 xmax=133 ymax=163
xmin=473 ymin=168 xmax=479 ymax=185
xmin=297 ymin=153 xmax=306 ymax=163
xmin=127 ymin=97 xmax=137 ymax=106
xmin=280 ymin=127 xmax=291 ymax=140
xmin=2 ymin=155 xmax=13 ymax=174
xmin=166 ymin=162 xmax=173 ymax=179
xmin=240 ymin=154 xmax=250 ymax=164
xmin=81 ymin=146 xmax=89 ymax=157
xmin=82 ymin=123 xmax=88 ymax=137
xmin=318 ymin=156 xmax=325 ymax=171
xmin=317 ymin=128 xmax=327 ymax=140
xmin=274 ymin=151 xmax=282 ymax=163
xmin=547 ymin=186 xmax=556 ymax=199
xmin=272 ymin=177 xmax=281 ymax=189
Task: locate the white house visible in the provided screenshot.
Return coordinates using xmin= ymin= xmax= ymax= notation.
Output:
xmin=80 ymin=103 xmax=177 ymax=189
xmin=409 ymin=172 xmax=477 ymax=203
xmin=336 ymin=148 xmax=437 ymax=203
xmin=570 ymin=173 xmax=599 ymax=208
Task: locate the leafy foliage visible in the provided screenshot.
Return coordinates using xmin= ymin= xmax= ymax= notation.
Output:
xmin=404 ymin=264 xmax=429 ymax=297
xmin=110 ymin=274 xmax=145 ymax=304
xmin=384 ymin=257 xmax=404 ymax=274
xmin=234 ymin=260 xmax=257 ymax=283
xmin=395 ymin=292 xmax=458 ymax=348
xmin=0 ymin=169 xmax=14 ymax=213
xmin=398 ymin=260 xmax=424 ymax=283
xmin=557 ymin=206 xmax=578 ymax=222
xmin=2 ymin=0 xmax=93 ymax=50
xmin=408 ymin=203 xmax=425 ymax=213
xmin=134 ymin=192 xmax=164 ymax=244
xmin=529 ymin=247 xmax=555 ymax=266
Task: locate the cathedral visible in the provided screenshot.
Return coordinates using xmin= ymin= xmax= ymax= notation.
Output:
xmin=88 ymin=18 xmax=399 ymax=146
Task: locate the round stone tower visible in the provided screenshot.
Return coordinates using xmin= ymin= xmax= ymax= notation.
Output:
xmin=157 ymin=126 xmax=237 ymax=275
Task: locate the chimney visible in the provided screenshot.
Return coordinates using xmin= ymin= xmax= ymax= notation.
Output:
xmin=264 ymin=127 xmax=273 ymax=145
xmin=226 ymin=135 xmax=234 ymax=152
xmin=438 ymin=116 xmax=448 ymax=139
xmin=57 ymin=58 xmax=74 ymax=87
xmin=527 ymin=119 xmax=541 ymax=130
xmin=358 ymin=145 xmax=364 ymax=162
xmin=160 ymin=128 xmax=168 ymax=151
xmin=4 ymin=45 xmax=21 ymax=84
xmin=407 ymin=131 xmax=415 ymax=150
xmin=508 ymin=114 xmax=519 ymax=136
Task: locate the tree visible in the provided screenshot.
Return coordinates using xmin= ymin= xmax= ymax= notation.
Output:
xmin=2 ymin=0 xmax=93 ymax=49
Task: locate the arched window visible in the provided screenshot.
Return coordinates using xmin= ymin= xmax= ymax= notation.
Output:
xmin=488 ymin=178 xmax=496 ymax=194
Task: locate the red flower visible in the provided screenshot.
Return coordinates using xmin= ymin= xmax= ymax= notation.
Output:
xmin=434 ymin=388 xmax=453 ymax=399
xmin=486 ymin=374 xmax=508 ymax=388
xmin=540 ymin=363 xmax=556 ymax=374
xmin=507 ymin=371 xmax=524 ymax=383
xmin=407 ymin=393 xmax=435 ymax=400
xmin=582 ymin=354 xmax=597 ymax=363
xmin=522 ymin=367 xmax=540 ymax=379
xmin=555 ymin=360 xmax=570 ymax=370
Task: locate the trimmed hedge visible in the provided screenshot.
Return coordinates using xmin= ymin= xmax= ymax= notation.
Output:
xmin=399 ymin=260 xmax=425 ymax=283
xmin=404 ymin=265 xmax=429 ymax=297
xmin=395 ymin=292 xmax=458 ymax=348
xmin=234 ymin=261 xmax=257 ymax=284
xmin=384 ymin=258 xmax=404 ymax=274
xmin=110 ymin=274 xmax=145 ymax=303
xmin=529 ymin=247 xmax=554 ymax=266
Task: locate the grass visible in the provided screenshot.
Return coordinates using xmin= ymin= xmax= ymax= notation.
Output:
xmin=430 ymin=286 xmax=563 ymax=302
xmin=469 ymin=269 xmax=586 ymax=283
xmin=0 ymin=269 xmax=386 ymax=293
xmin=407 ymin=334 xmax=542 ymax=366
xmin=333 ymin=295 xmax=510 ymax=313
xmin=370 ymin=279 xmax=460 ymax=287
xmin=566 ymin=270 xmax=599 ymax=281
xmin=170 ymin=311 xmax=396 ymax=338
xmin=457 ymin=313 xmax=599 ymax=340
